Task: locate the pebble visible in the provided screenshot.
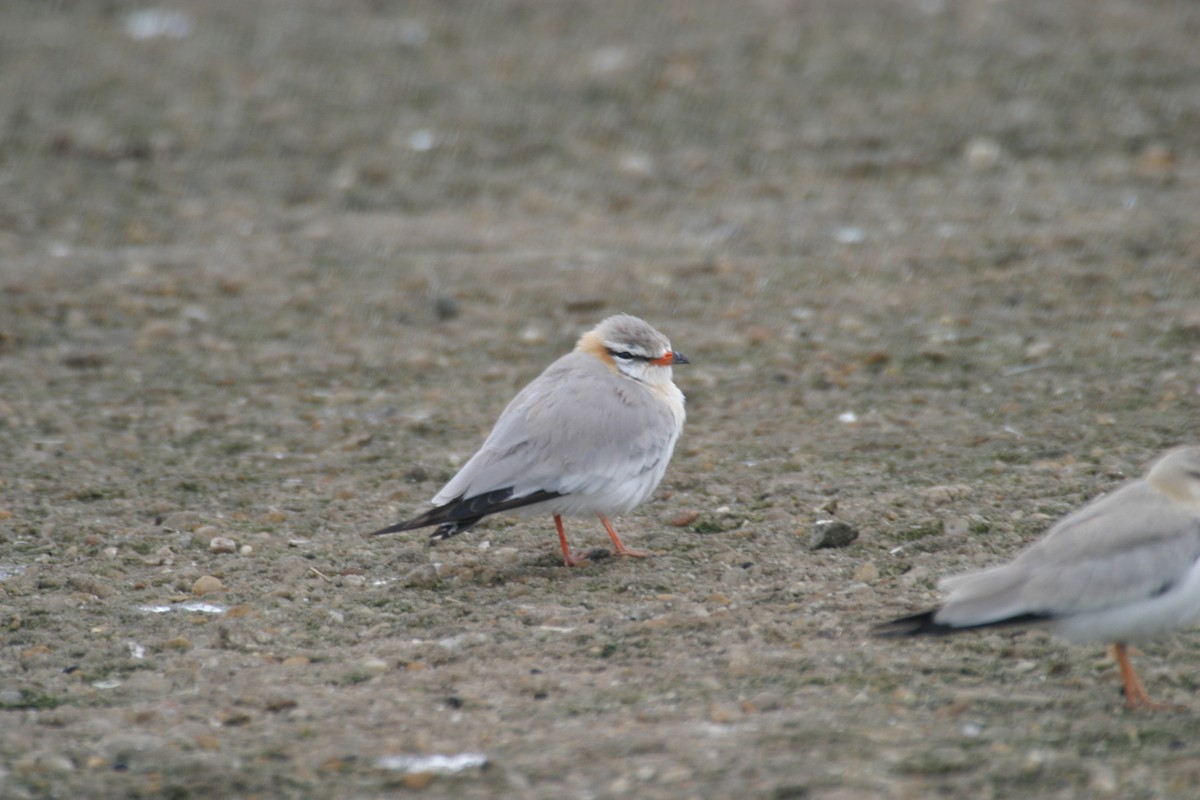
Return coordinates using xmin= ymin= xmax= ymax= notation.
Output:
xmin=20 ymin=645 xmax=51 ymax=663
xmin=853 ymin=561 xmax=879 ymax=583
xmin=209 ymin=536 xmax=237 ymax=554
xmin=1024 ymin=340 xmax=1054 ymax=361
xmin=360 ymin=657 xmax=390 ymax=675
xmin=433 ymin=295 xmax=459 ymax=320
xmin=669 ymin=510 xmax=700 ymax=527
xmin=964 ymin=136 xmax=1003 ymax=170
xmin=403 ymin=772 xmax=435 ymax=790
xmin=1135 ymin=141 xmax=1175 ymax=178
xmin=192 ymin=575 xmax=226 ymax=596
xmin=519 ymin=325 xmax=546 ymax=344
xmin=489 ymin=546 xmax=521 ymax=565
xmin=158 ymin=511 xmax=207 ymax=532
xmin=39 ymin=753 xmax=76 ymax=773
xmin=708 ymin=702 xmax=743 ymax=723
xmin=807 ymin=520 xmax=859 ymax=550
xmin=68 ymin=575 xmax=116 ymax=598
xmin=916 ymin=484 xmax=972 ymax=506
xmin=194 ymin=734 xmax=220 ymax=752
xmin=943 ymin=516 xmax=971 ymax=536
xmin=402 ymin=564 xmax=440 ymax=589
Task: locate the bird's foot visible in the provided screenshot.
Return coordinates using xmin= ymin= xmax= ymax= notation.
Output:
xmin=1123 ymin=688 xmax=1185 ymax=713
xmin=563 ymin=549 xmax=600 ymax=568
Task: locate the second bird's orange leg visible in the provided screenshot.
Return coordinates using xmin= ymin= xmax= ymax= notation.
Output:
xmin=1113 ymin=643 xmax=1174 ymax=712
xmin=598 ymin=513 xmax=652 ymax=559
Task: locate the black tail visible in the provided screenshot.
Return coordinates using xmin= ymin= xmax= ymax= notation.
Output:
xmin=369 ymin=488 xmax=563 ymax=542
xmin=873 ymin=609 xmax=1054 ymax=638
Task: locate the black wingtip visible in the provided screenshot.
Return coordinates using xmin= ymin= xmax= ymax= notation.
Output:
xmin=368 ymin=507 xmax=446 ymax=538
xmin=873 ymin=609 xmax=1056 ymax=638
xmin=368 ymin=521 xmax=414 ymax=537
xmin=368 ymin=488 xmax=565 ymax=541
xmin=872 ymin=609 xmax=953 ymax=638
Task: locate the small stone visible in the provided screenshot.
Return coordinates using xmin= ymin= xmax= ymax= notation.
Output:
xmin=158 ymin=511 xmax=207 ymax=532
xmin=194 ymin=734 xmax=220 ymax=752
xmin=917 ymin=484 xmax=972 ymax=506
xmin=943 ymin=517 xmax=971 ymax=536
xmin=669 ymin=510 xmax=700 ymax=527
xmin=519 ymin=325 xmax=546 ymax=344
xmin=39 ymin=753 xmax=75 ymax=773
xmin=617 ymin=151 xmax=655 ymax=178
xmin=433 ymin=295 xmax=459 ymax=320
xmin=403 ymin=772 xmax=435 ymax=790
xmin=807 ymin=520 xmax=859 ymax=550
xmin=402 ymin=564 xmax=439 ymax=589
xmin=708 ymin=702 xmax=743 ymax=723
xmin=238 ymin=544 xmax=254 ymax=556
xmin=853 ymin=561 xmax=879 ymax=583
xmin=360 ymin=657 xmax=390 ymax=675
xmin=899 ymin=745 xmax=970 ymax=775
xmin=1024 ymin=340 xmax=1054 ymax=361
xmin=20 ymin=644 xmax=52 ymax=663
xmin=964 ymin=136 xmax=1003 ymax=170
xmin=209 ymin=536 xmax=237 ymax=554
xmin=1135 ymin=142 xmax=1175 ymax=178
xmin=490 ymin=546 xmax=521 ymax=565
xmin=192 ymin=575 xmax=226 ymax=596
xmin=68 ymin=575 xmax=116 ymax=598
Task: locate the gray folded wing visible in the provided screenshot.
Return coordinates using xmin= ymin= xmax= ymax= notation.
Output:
xmin=433 ymin=351 xmax=680 ymax=508
xmin=935 ymin=480 xmax=1200 ymax=628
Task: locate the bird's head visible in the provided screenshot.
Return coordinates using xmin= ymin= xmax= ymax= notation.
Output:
xmin=1146 ymin=445 xmax=1200 ymax=506
xmin=577 ymin=313 xmax=688 ymax=385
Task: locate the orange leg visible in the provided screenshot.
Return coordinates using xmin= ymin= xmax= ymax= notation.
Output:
xmin=597 ymin=513 xmax=653 ymax=559
xmin=554 ymin=515 xmax=590 ymax=568
xmin=1113 ymin=643 xmax=1174 ymax=712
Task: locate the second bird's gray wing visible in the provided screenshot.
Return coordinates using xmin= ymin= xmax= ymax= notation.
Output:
xmin=935 ymin=480 xmax=1200 ymax=628
xmin=432 ymin=352 xmax=680 ymax=507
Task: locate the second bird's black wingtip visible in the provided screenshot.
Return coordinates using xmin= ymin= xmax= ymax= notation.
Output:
xmin=871 ymin=609 xmax=954 ymax=638
xmin=367 ymin=521 xmax=410 ymax=538
xmin=872 ymin=609 xmax=1056 ymax=638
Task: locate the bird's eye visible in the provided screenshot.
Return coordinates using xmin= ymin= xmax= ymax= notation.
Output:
xmin=607 ymin=348 xmax=649 ymax=363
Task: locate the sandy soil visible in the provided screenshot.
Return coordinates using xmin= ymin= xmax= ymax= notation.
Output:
xmin=2 ymin=1 xmax=1200 ymax=798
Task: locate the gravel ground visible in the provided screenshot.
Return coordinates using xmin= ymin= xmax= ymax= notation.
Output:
xmin=2 ymin=1 xmax=1200 ymax=798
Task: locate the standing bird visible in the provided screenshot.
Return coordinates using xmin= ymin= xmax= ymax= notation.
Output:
xmin=371 ymin=314 xmax=688 ymax=567
xmin=876 ymin=445 xmax=1200 ymax=711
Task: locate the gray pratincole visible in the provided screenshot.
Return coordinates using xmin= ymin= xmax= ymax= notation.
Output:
xmin=371 ymin=314 xmax=687 ymax=567
xmin=876 ymin=445 xmax=1200 ymax=711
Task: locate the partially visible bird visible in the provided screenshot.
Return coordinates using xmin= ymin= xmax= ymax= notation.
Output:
xmin=876 ymin=445 xmax=1200 ymax=711
xmin=371 ymin=314 xmax=688 ymax=567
